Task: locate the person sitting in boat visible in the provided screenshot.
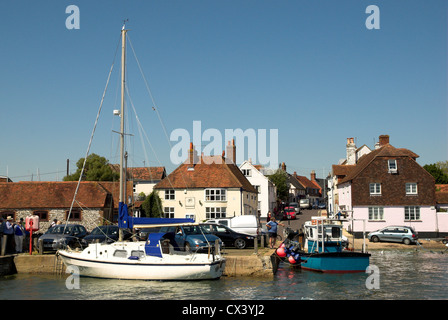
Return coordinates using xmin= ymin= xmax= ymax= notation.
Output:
xmin=266 ymin=217 xmax=284 ymax=249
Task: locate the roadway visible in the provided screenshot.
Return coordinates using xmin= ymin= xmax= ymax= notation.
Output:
xmin=271 ymin=208 xmax=321 ymax=238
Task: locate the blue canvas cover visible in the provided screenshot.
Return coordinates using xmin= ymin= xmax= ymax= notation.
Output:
xmin=132 ymin=217 xmax=194 ymax=227
xmin=118 ymin=202 xmax=130 ymax=228
xmin=145 ymin=232 xmax=167 ymax=258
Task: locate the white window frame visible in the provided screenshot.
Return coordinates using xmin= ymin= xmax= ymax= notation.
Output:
xmin=388 ymin=159 xmax=397 ymax=173
xmin=205 ymin=188 xmax=227 ymax=201
xmin=369 ymin=183 xmax=381 ymax=195
xmin=241 ymin=169 xmax=251 ymax=177
xmin=406 ymin=183 xmax=418 ymax=195
xmin=163 ymin=207 xmax=175 ymax=218
xmin=405 ymin=206 xmax=420 ymax=221
xmin=368 ymin=207 xmax=384 ymax=220
xmin=165 ymin=189 xmax=175 ymax=200
xmin=205 ymin=207 xmax=227 ymax=219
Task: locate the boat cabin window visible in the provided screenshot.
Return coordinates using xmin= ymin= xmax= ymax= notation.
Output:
xmin=307 ymin=227 xmax=314 ymax=238
xmin=130 ymin=250 xmax=145 ymax=258
xmin=113 ymin=250 xmax=128 ymax=258
xmin=331 ymin=227 xmax=341 ymax=238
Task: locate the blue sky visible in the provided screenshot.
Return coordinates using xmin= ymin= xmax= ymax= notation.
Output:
xmin=0 ymin=0 xmax=447 ymax=181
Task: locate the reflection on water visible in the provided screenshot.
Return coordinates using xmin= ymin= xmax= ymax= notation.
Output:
xmin=1 ymin=250 xmax=447 ymax=300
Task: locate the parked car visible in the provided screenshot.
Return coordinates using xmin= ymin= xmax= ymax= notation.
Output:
xmin=368 ymin=226 xmax=418 ymax=245
xmin=200 ymin=223 xmax=255 ymax=249
xmin=82 ymin=225 xmax=133 ymax=245
xmin=282 ymin=207 xmax=296 ymax=220
xmin=317 ymin=202 xmax=326 ymax=209
xmin=288 ymin=202 xmax=300 ymax=214
xmin=159 ymin=225 xmax=222 ymax=252
xmin=38 ymin=224 xmax=88 ymax=253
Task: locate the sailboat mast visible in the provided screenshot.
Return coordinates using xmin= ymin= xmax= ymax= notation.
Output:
xmin=119 ymin=24 xmax=127 ymax=242
xmin=119 ymin=25 xmax=127 ymax=205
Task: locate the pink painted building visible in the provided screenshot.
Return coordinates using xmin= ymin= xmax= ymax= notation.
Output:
xmin=335 ymin=135 xmax=447 ymax=238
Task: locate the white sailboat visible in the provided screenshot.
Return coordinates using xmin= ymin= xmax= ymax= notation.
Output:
xmin=58 ymin=24 xmax=226 ymax=280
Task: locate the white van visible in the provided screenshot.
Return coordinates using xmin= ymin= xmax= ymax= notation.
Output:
xmin=206 ymin=215 xmax=261 ymax=236
xmin=300 ymin=198 xmax=311 ymax=210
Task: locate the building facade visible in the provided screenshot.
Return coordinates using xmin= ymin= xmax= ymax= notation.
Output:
xmin=154 ymin=141 xmax=258 ymax=222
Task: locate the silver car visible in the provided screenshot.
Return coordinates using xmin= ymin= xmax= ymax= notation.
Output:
xmin=368 ymin=226 xmax=418 ymax=245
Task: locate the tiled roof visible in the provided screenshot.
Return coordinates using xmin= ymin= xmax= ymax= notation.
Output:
xmin=154 ymin=156 xmax=257 ymax=193
xmin=339 ymin=144 xmax=419 ymax=184
xmin=294 ymin=175 xmax=319 ymax=190
xmin=436 ymin=184 xmax=448 ymax=204
xmin=110 ymin=166 xmax=166 ymax=181
xmin=0 ymin=181 xmax=132 ymax=209
xmin=332 ymin=165 xmax=356 ymax=176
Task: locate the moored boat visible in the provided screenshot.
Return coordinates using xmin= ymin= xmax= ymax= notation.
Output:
xmin=276 ymin=217 xmax=370 ymax=273
xmin=58 ymin=24 xmax=226 ymax=281
xmin=58 ymin=219 xmax=225 ymax=280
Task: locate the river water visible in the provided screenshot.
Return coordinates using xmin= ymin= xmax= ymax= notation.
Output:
xmin=1 ymin=250 xmax=447 ymax=300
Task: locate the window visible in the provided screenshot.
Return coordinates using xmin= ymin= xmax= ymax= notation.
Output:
xmin=241 ymin=169 xmax=251 ymax=177
xmin=113 ymin=250 xmax=128 ymax=258
xmin=66 ymin=209 xmax=81 ymax=221
xmin=388 ymin=159 xmax=397 ymax=173
xmin=164 ymin=207 xmax=174 ymax=218
xmin=205 ymin=189 xmax=227 ymax=201
xmin=33 ymin=210 xmax=49 ymax=221
xmin=368 ymin=207 xmax=384 ymax=220
xmin=405 ymin=206 xmax=420 ymax=220
xmin=0 ymin=211 xmax=15 ymax=222
xmin=205 ymin=207 xmax=227 ymax=219
xmin=165 ymin=189 xmax=175 ymax=200
xmin=185 ymin=214 xmax=195 ymax=221
xmin=369 ymin=183 xmax=381 ymax=195
xmin=406 ymin=183 xmax=418 ymax=195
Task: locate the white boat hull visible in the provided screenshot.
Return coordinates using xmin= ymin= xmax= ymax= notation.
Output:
xmin=58 ymin=242 xmax=225 ymax=280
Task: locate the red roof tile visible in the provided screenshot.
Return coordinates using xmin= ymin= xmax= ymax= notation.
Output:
xmin=154 ymin=156 xmax=257 ymax=193
xmin=0 ymin=181 xmax=132 ymax=209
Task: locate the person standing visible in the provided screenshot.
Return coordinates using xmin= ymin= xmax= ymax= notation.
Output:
xmin=4 ymin=216 xmax=15 ymax=254
xmin=266 ymin=216 xmax=284 ymax=249
xmin=14 ymin=220 xmax=25 ymax=253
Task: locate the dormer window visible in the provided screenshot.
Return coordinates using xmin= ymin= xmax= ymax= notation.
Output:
xmin=388 ymin=160 xmax=397 ymax=174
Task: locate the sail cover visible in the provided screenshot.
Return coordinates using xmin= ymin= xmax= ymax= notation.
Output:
xmin=118 ymin=202 xmax=130 ymax=228
xmin=118 ymin=204 xmax=195 ymax=229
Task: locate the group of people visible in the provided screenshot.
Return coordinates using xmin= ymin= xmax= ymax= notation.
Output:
xmin=0 ymin=216 xmax=27 ymax=255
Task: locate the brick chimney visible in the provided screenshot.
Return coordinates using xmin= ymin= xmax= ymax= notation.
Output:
xmin=225 ymin=139 xmax=236 ymax=164
xmin=346 ymin=137 xmax=356 ymax=165
xmin=187 ymin=142 xmax=198 ymax=169
xmin=281 ymin=162 xmax=286 ymax=171
xmin=379 ymin=135 xmax=390 ymax=147
xmin=310 ymin=170 xmax=316 ymax=181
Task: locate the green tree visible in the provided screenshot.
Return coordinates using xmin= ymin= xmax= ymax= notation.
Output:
xmin=268 ymin=169 xmax=289 ymax=201
xmin=423 ymin=163 xmax=448 ymax=184
xmin=64 ymin=153 xmax=119 ymax=181
xmin=141 ymin=190 xmax=163 ymax=218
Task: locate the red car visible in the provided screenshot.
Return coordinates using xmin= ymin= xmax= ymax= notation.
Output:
xmin=283 ymin=207 xmax=296 ymax=220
